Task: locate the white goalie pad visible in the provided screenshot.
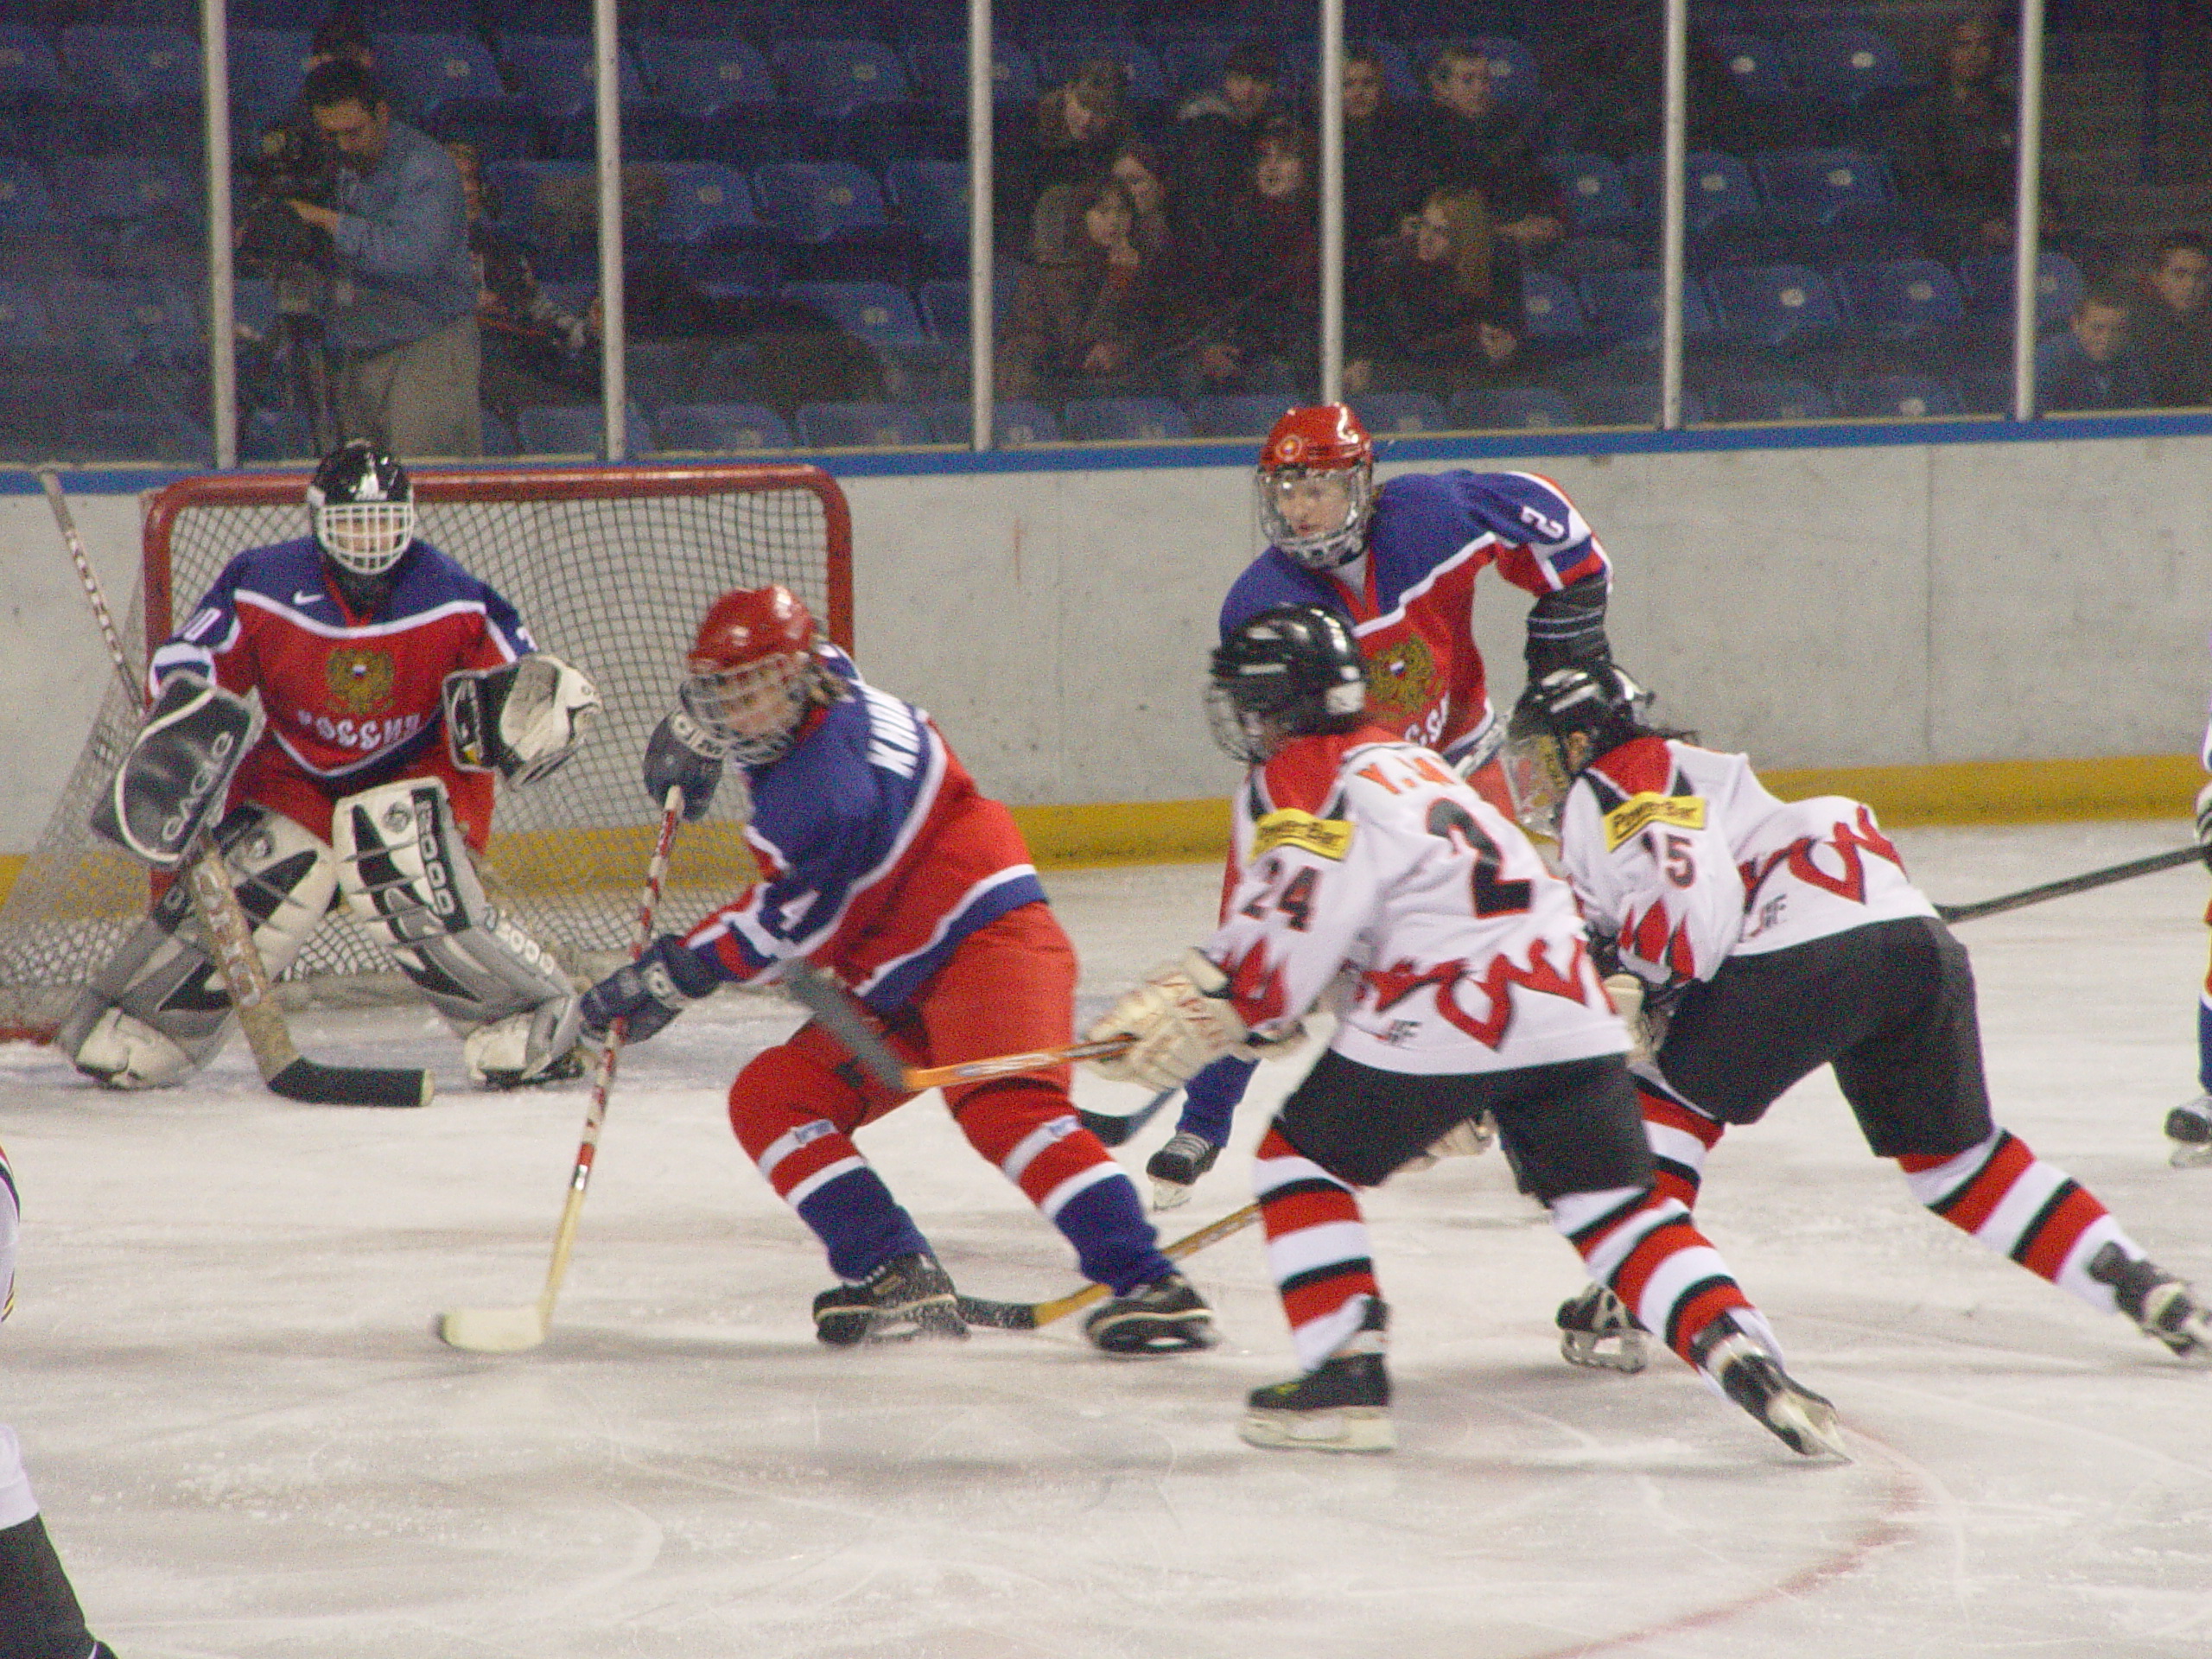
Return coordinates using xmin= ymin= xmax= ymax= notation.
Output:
xmin=442 ymin=653 xmax=602 ymax=785
xmin=91 ymin=675 xmax=257 ymax=868
xmin=332 ymin=777 xmax=580 ymax=1084
xmin=57 ymin=806 xmax=336 ymax=1089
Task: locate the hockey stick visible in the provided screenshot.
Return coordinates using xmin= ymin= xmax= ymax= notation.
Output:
xmin=954 ymin=1200 xmax=1262 ymax=1331
xmin=437 ymin=789 xmax=684 ymax=1352
xmin=41 ymin=470 xmax=432 ymax=1108
xmin=1079 ymin=1088 xmax=1177 ymax=1147
xmin=1935 ymin=844 xmax=2210 ymax=925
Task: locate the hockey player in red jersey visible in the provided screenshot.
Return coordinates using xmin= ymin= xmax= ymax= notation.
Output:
xmin=59 ymin=441 xmax=602 ymax=1092
xmin=1504 ymin=664 xmax=2212 ymax=1372
xmin=574 ymin=587 xmax=1213 ymax=1354
xmin=1084 ymin=604 xmax=1844 ymax=1457
xmin=1154 ymin=402 xmax=1627 ymax=1205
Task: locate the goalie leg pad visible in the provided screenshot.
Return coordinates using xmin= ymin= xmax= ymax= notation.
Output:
xmin=58 ymin=806 xmax=336 ymax=1088
xmin=333 ymin=778 xmax=579 ymax=1085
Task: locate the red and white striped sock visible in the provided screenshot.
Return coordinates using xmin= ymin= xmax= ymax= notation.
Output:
xmin=1254 ymin=1125 xmax=1382 ymax=1372
xmin=1899 ymin=1128 xmax=2142 ymax=1313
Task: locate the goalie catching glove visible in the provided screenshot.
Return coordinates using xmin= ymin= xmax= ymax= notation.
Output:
xmin=1085 ymin=949 xmax=1252 ymax=1092
xmin=443 ymin=653 xmax=601 ymax=785
xmin=92 ymin=674 xmax=256 ymax=868
xmin=578 ymin=935 xmax=721 ymax=1046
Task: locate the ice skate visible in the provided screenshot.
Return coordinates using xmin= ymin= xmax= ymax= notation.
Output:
xmin=1691 ymin=1315 xmax=1849 ymax=1459
xmin=813 ymin=1250 xmax=968 ymax=1346
xmin=1146 ymin=1131 xmax=1221 ymax=1209
xmin=2165 ymin=1094 xmax=2212 ymax=1167
xmin=1084 ymin=1270 xmax=1217 ymax=1355
xmin=1242 ymin=1299 xmax=1393 ymax=1452
xmin=2088 ymin=1243 xmax=2212 ymax=1363
xmin=1557 ymin=1282 xmax=1650 ymax=1373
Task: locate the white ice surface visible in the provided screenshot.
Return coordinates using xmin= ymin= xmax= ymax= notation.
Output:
xmin=5 ymin=821 xmax=2212 ymax=1658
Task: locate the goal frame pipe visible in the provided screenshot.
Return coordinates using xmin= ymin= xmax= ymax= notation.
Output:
xmin=139 ymin=463 xmax=855 ymax=658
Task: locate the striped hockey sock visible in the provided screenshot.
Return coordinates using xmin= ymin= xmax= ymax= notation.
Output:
xmin=1898 ymin=1128 xmax=2143 ymax=1313
xmin=1255 ymin=1125 xmax=1382 ymax=1372
xmin=755 ymin=1117 xmax=931 ymax=1281
xmin=1637 ymin=1082 xmax=1726 ymax=1210
xmin=1554 ymin=1185 xmax=1764 ymax=1370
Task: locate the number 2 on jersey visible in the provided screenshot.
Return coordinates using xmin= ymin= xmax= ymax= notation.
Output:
xmin=1426 ymin=800 xmax=1533 ymax=918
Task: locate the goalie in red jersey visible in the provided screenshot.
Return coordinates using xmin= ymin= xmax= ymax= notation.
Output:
xmin=1503 ymin=663 xmax=2212 ymax=1373
xmin=1084 ymin=603 xmax=1844 ymax=1459
xmin=60 ymin=442 xmax=601 ymax=1093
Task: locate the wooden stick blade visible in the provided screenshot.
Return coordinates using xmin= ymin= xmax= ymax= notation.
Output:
xmin=436 ymin=1303 xmax=549 ymax=1352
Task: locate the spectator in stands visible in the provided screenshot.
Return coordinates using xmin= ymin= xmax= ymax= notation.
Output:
xmin=1182 ymin=119 xmax=1319 ymax=398
xmin=1108 ymin=139 xmax=1174 ymax=264
xmin=2133 ymin=232 xmax=2212 ymax=408
xmin=1340 ymin=47 xmax=1414 ymax=264
xmin=289 ymin=59 xmax=480 ymax=457
xmin=1888 ymin=8 xmax=2059 ymax=262
xmin=2036 ymin=281 xmax=2151 ymax=413
xmin=998 ymin=174 xmax=1160 ymax=402
xmin=1173 ymin=43 xmax=1283 ymax=264
xmin=997 ymin=60 xmax=1131 ymax=259
xmin=446 ymin=142 xmax=597 ymax=426
xmin=1343 ymin=185 xmax=1524 ymax=397
xmin=1402 ymin=41 xmax=1563 ymax=261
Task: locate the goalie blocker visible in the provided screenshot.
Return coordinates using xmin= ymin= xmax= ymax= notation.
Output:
xmin=90 ymin=675 xmax=255 ymax=868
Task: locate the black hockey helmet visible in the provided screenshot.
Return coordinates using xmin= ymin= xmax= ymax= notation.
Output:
xmin=1207 ymin=603 xmax=1369 ymax=763
xmin=1502 ymin=664 xmax=1651 ymax=836
xmin=307 ymin=440 xmax=416 ymax=576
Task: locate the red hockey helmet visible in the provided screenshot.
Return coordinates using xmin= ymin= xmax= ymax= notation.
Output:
xmin=681 ymin=585 xmax=826 ymax=763
xmin=1256 ymin=404 xmax=1376 ymax=571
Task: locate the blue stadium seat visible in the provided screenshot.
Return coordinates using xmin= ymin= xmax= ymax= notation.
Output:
xmin=1621 ymin=149 xmax=1765 ymax=246
xmin=499 ymin=34 xmax=645 ymax=124
xmin=923 ymin=397 xmax=1059 ymax=445
xmin=637 ymin=36 xmax=780 ymax=121
xmin=753 ymin=162 xmax=891 ymax=239
xmin=652 ymin=162 xmax=760 ymax=245
xmin=917 ymin=272 xmax=1017 ymax=339
xmin=1570 ymin=382 xmax=1710 ymax=426
xmin=1752 ymin=148 xmax=1897 ymax=226
xmin=1830 ymin=257 xmax=1966 ymax=339
xmin=54 ymin=276 xmax=200 ymax=365
xmin=59 ymin=26 xmax=200 ymax=106
xmin=1029 ymin=41 xmax=1167 ymax=107
xmin=1707 ymin=33 xmax=1790 ymax=103
xmin=905 ymin=41 xmax=1039 ymax=110
xmin=0 ymin=24 xmax=64 ymax=101
xmin=1703 ymin=262 xmax=1843 ymax=348
xmin=372 ymin=32 xmax=508 ymax=122
xmin=1959 ymin=251 xmax=2086 ymax=331
xmin=1831 ymin=373 xmax=1961 ymax=419
xmin=1189 ymin=393 xmax=1296 ymax=438
xmin=652 ymin=402 xmax=795 ymax=450
xmin=241 ymin=405 xmax=313 ymax=461
xmin=516 ymin=401 xmax=653 ymax=454
xmin=795 ymin=399 xmax=931 ymax=447
xmin=1577 ymin=268 xmax=1714 ymax=346
xmin=0 ymin=278 xmax=62 ymax=363
xmin=1059 ymin=395 xmax=1192 ymax=441
xmin=1545 ymin=151 xmax=1643 ymax=238
xmin=783 ymin=279 xmax=928 ymax=348
xmin=1346 ymin=391 xmax=1448 ymax=435
xmin=1519 ymin=270 xmax=1590 ymax=350
xmin=1785 ymin=27 xmax=1912 ymax=110
xmin=772 ymin=40 xmax=918 ymax=118
xmin=1449 ymin=385 xmax=1579 ymax=430
xmin=227 ymin=29 xmax=311 ymax=130
xmin=50 ymin=156 xmax=200 ymax=243
xmin=1704 ymin=377 xmax=1834 ymax=422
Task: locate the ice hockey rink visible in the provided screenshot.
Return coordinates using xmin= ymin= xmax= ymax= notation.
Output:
xmin=3 ymin=817 xmax=2210 ymax=1659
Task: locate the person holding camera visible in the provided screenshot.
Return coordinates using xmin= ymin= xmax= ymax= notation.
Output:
xmin=286 ymin=58 xmax=482 ymax=458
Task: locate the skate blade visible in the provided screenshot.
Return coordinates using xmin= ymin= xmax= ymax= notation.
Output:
xmin=1239 ymin=1407 xmax=1395 ymax=1453
xmin=1560 ymin=1330 xmax=1650 ymax=1373
xmin=1151 ymin=1177 xmax=1196 ymax=1210
xmin=2169 ymin=1141 xmax=2212 ymax=1169
xmin=1764 ymin=1394 xmax=1852 ymax=1461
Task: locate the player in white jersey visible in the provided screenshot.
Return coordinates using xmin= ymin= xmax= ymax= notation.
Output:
xmin=0 ymin=1145 xmax=117 ymax=1656
xmin=1084 ymin=605 xmax=1845 ymax=1458
xmin=1504 ymin=665 xmax=2212 ymax=1372
xmin=2164 ymin=709 xmax=2212 ymax=1165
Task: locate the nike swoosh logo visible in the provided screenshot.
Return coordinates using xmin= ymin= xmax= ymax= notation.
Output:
xmin=293 ymin=589 xmax=324 ymax=606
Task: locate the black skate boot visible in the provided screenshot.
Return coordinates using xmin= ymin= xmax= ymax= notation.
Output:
xmin=1145 ymin=1131 xmax=1221 ymax=1209
xmin=2088 ymin=1243 xmax=2212 ymax=1363
xmin=1084 ymin=1269 xmax=1217 ymax=1355
xmin=1241 ymin=1298 xmax=1393 ymax=1453
xmin=2165 ymin=1094 xmax=2212 ymax=1167
xmin=813 ymin=1250 xmax=968 ymax=1346
xmin=1556 ymin=1282 xmax=1650 ymax=1373
xmin=1690 ymin=1313 xmax=1849 ymax=1459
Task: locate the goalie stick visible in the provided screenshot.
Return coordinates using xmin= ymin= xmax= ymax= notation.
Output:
xmin=1934 ymin=844 xmax=2211 ymax=925
xmin=437 ymin=788 xmax=685 ymax=1353
xmin=41 ymin=469 xmax=432 ymax=1109
xmin=954 ymin=1202 xmax=1262 ymax=1331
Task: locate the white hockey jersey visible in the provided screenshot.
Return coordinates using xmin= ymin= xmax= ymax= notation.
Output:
xmin=1558 ymin=736 xmax=1936 ymax=988
xmin=1206 ymin=725 xmax=1628 ymax=1077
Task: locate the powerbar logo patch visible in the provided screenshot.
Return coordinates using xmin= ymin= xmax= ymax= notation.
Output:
xmin=1251 ymin=810 xmax=1354 ymax=861
xmin=1603 ymin=792 xmax=1707 ymax=851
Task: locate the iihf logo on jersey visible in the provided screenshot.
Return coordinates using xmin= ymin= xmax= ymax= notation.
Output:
xmin=1363 ymin=635 xmax=1439 ymax=721
xmin=326 ymin=647 xmax=396 ymax=715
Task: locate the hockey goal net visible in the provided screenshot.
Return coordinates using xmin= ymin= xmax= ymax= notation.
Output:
xmin=0 ymin=462 xmax=852 ymax=1039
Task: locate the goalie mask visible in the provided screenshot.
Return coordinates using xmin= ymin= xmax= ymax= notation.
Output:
xmin=1256 ymin=404 xmax=1376 ymax=571
xmin=308 ymin=441 xmax=416 ymax=577
xmin=1503 ymin=664 xmax=1652 ymax=838
xmin=1207 ymin=603 xmax=1369 ymax=764
xmin=680 ymin=585 xmax=830 ymax=766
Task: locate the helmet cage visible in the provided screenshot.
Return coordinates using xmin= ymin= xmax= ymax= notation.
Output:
xmin=1502 ymin=727 xmax=1583 ymax=841
xmin=1206 ymin=605 xmax=1370 ymax=764
xmin=314 ymin=498 xmax=416 ymax=575
xmin=1257 ymin=458 xmax=1376 ymax=569
xmin=680 ymin=650 xmax=817 ymax=765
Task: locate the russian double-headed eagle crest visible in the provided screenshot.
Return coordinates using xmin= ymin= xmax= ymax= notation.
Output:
xmin=326 ymin=646 xmax=396 ymax=715
xmin=1363 ymin=635 xmax=1439 ymax=721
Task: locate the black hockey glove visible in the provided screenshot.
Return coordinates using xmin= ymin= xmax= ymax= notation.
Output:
xmin=643 ymin=710 xmax=727 ymax=823
xmin=1524 ymin=573 xmax=1613 ymax=675
xmin=578 ymin=935 xmax=721 ymax=1044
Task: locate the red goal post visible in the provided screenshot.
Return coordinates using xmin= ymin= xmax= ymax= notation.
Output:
xmin=0 ymin=461 xmax=852 ymax=1039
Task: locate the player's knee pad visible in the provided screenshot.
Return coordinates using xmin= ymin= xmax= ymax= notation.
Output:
xmin=57 ymin=805 xmax=335 ymax=1089
xmin=331 ymin=777 xmax=577 ymax=1086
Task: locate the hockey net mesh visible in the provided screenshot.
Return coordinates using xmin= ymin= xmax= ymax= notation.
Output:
xmin=0 ymin=464 xmax=850 ymax=1037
